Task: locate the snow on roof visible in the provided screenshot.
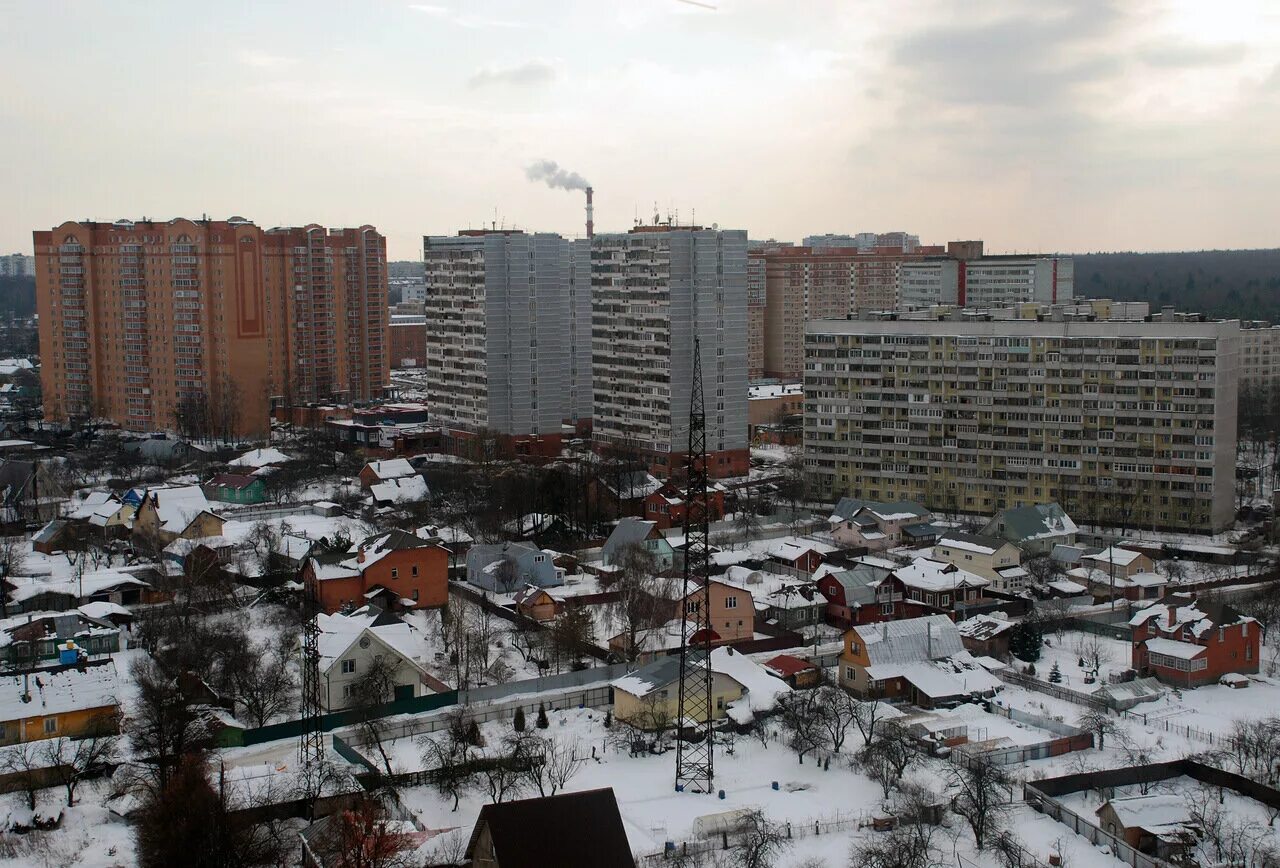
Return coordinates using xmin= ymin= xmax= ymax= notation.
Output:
xmin=418 ymin=524 xmax=473 ymax=546
xmin=1047 ymin=579 xmax=1088 ymax=595
xmin=1128 ymin=572 xmax=1168 ymax=587
xmin=716 ymin=648 xmax=791 ymax=723
xmin=67 ymin=490 xmax=118 ymax=519
xmin=364 ymin=458 xmax=416 ymax=480
xmin=230 ymin=447 xmax=293 ymax=468
xmin=853 ymin=614 xmax=964 ymax=664
xmin=370 ymin=474 xmax=429 ymax=504
xmin=991 ymin=502 xmax=1079 ymax=542
xmin=9 ymin=569 xmax=150 ymax=604
xmin=0 ymin=662 xmax=119 ymax=722
xmin=936 ymin=533 xmax=1004 ymax=555
xmin=1128 ymin=595 xmax=1251 ymax=638
xmin=767 ymin=538 xmax=837 ymax=562
xmin=864 ymin=657 xmax=1001 ymax=699
xmin=996 ymin=566 xmax=1028 ymax=579
xmin=78 ymin=601 xmax=133 ymax=621
xmin=748 ymin=382 xmax=803 ymax=400
xmin=145 ymin=485 xmax=215 ymax=533
xmin=893 ymin=557 xmax=989 ymax=593
xmin=955 ymin=614 xmax=1013 ymax=641
xmin=1142 ymin=637 xmax=1207 ymax=660
xmin=1099 ymin=794 xmax=1194 ymax=831
xmin=315 ymin=608 xmax=426 ymax=674
xmin=603 ymin=517 xmax=658 ymax=553
xmin=1083 ymin=547 xmax=1144 ymax=567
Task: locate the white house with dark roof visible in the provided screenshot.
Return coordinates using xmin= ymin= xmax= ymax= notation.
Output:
xmin=932 ymin=532 xmax=1026 ymax=593
xmin=314 ymin=607 xmax=437 ymax=711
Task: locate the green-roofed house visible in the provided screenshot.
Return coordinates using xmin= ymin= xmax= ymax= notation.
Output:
xmin=980 ymin=502 xmax=1079 ymax=556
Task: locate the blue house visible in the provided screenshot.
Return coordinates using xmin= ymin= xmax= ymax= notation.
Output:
xmin=466 ymin=542 xmax=561 ymax=593
xmin=601 ymin=518 xmax=675 ymax=573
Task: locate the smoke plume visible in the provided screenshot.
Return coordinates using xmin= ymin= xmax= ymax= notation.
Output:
xmin=525 ymin=159 xmax=590 ymax=192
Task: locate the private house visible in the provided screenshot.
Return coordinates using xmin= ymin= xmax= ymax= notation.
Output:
xmin=513 ymin=586 xmax=562 ymax=621
xmin=31 ymin=519 xmax=76 ymax=555
xmin=120 ymin=436 xmax=198 ymax=466
xmin=955 ymin=614 xmax=1015 ymax=661
xmin=202 ymin=473 xmax=266 ymax=505
xmin=464 ymin=788 xmax=635 ymax=868
xmin=369 ymin=474 xmax=430 ymax=507
xmin=718 ymin=566 xmax=825 ymax=632
xmin=881 ymin=558 xmax=991 ymax=618
xmin=418 ymin=524 xmax=473 ymax=577
xmin=66 ymin=491 xmax=133 ymax=536
xmin=592 ymin=470 xmax=663 ymax=520
xmin=838 ymin=615 xmax=1001 ymax=707
xmin=302 ymin=529 xmax=450 ymax=614
xmin=301 ymin=792 xmax=430 ymax=868
xmin=315 ymin=607 xmax=434 ymax=711
xmin=466 ymin=542 xmax=561 ymax=593
xmin=642 ymin=481 xmax=727 ymax=531
xmin=357 ymin=458 xmax=417 ymax=489
xmin=611 ymin=646 xmax=788 ymax=728
xmin=0 ymin=458 xmax=66 ymax=529
xmin=8 ymin=568 xmax=155 ymax=614
xmin=0 ymin=660 xmax=121 ymax=745
xmin=608 ymin=617 xmax=720 ymax=662
xmin=1080 ymin=547 xmax=1154 ymax=580
xmin=132 ymin=486 xmax=224 ymax=547
xmin=932 ymin=533 xmax=1027 ymax=593
xmin=229 ymin=447 xmax=293 ymax=471
xmin=1130 ymin=594 xmax=1259 ymax=687
xmin=828 ymin=499 xmax=936 ymax=552
xmin=815 ymin=562 xmax=899 ymax=627
xmin=0 ymin=610 xmax=123 ymax=667
xmin=683 ymin=578 xmax=754 ymax=643
xmin=1078 ymin=569 xmax=1168 ymax=603
xmin=601 ymin=518 xmax=675 ymax=573
xmin=766 ymin=538 xmax=837 ymax=575
xmin=980 ymin=502 xmax=1079 ymax=556
xmin=1095 ymin=795 xmax=1199 ymax=859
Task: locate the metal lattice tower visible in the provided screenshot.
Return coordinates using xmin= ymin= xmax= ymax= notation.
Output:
xmin=675 ymin=337 xmax=714 ymax=794
xmin=299 ymin=580 xmax=325 ymax=768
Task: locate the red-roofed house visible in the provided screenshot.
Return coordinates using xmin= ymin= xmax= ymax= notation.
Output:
xmin=762 ymin=654 xmax=820 ymax=688
xmin=642 ymin=482 xmax=726 ymax=531
xmin=202 ymin=473 xmax=266 ymax=505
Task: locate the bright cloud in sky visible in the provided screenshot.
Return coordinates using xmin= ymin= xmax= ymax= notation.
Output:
xmin=4 ymin=0 xmax=1279 ymax=258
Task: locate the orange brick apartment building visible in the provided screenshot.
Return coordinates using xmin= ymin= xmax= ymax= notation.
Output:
xmin=34 ymin=218 xmax=389 ymax=438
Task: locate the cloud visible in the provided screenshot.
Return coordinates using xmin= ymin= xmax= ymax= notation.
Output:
xmin=408 ymin=3 xmax=525 ymax=29
xmin=235 ymin=49 xmax=298 ymax=70
xmin=1139 ymin=41 xmax=1246 ymax=68
xmin=468 ymin=59 xmax=558 ymax=90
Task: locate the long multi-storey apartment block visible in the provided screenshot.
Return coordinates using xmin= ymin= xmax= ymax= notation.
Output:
xmin=592 ymin=225 xmax=749 ymax=478
xmin=804 ymin=314 xmax=1239 ymax=533
xmin=34 ymin=218 xmax=387 ymax=438
xmin=422 ymin=231 xmax=587 ymax=453
xmin=900 ymin=242 xmax=1073 ymax=310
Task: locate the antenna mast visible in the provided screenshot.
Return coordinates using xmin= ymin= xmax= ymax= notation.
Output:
xmin=299 ymin=577 xmax=324 ymax=770
xmin=675 ymin=336 xmax=714 ymax=794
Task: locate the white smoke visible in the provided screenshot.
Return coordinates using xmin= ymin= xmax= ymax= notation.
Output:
xmin=525 ymin=159 xmax=590 ymax=192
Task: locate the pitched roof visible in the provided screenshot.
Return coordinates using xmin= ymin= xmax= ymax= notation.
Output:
xmin=143 ymin=485 xmax=216 ymax=534
xmin=956 ymin=614 xmax=1014 ymax=641
xmin=830 ymin=498 xmax=930 ymax=523
xmin=314 ymin=607 xmax=425 ymax=674
xmin=370 ymin=474 xmax=429 ymax=504
xmin=206 ymin=473 xmax=259 ymax=490
xmin=851 ymin=615 xmax=965 ymax=665
xmin=937 ymin=532 xmax=1007 ymax=555
xmin=1129 ymin=593 xmax=1252 ymax=636
xmin=0 ymin=661 xmax=119 ymax=722
xmin=1099 ymin=794 xmax=1194 ymax=832
xmin=466 ymin=789 xmax=635 ymax=868
xmin=1083 ymin=547 xmax=1145 ymax=567
xmin=821 ymin=564 xmax=890 ymax=607
xmin=603 ymin=517 xmax=659 ymax=553
xmin=364 ymin=458 xmax=416 ymax=480
xmin=229 ymin=447 xmax=293 ymax=468
xmin=601 ymin=471 xmax=662 ymax=500
xmin=892 ymin=557 xmax=989 ymax=593
xmin=988 ymin=502 xmax=1078 ymax=542
xmin=763 ymin=654 xmax=819 ymax=678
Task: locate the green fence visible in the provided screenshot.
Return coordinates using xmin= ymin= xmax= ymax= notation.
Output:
xmin=225 ymin=690 xmax=460 ymax=747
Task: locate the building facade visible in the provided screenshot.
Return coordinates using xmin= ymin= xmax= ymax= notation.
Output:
xmin=591 ymin=226 xmax=749 ymax=478
xmin=0 ymin=253 xmax=35 ymax=278
xmin=804 ymin=316 xmax=1239 ymax=533
xmin=1239 ymin=321 xmax=1280 ymax=391
xmin=422 ymin=231 xmax=587 ymax=447
xmin=388 ymin=315 xmax=426 ymax=368
xmin=33 ymin=219 xmax=387 ymax=437
xmin=900 ymin=243 xmax=1073 ymax=309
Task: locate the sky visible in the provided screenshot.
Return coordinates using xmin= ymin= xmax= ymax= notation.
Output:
xmin=3 ymin=0 xmax=1279 ymax=260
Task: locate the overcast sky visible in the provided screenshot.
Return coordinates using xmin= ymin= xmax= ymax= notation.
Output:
xmin=5 ymin=0 xmax=1279 ymax=259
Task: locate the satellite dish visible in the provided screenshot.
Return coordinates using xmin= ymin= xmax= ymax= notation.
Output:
xmin=712 ymin=223 xmax=719 ymax=230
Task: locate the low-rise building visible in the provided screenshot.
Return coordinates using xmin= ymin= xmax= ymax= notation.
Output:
xmin=815 ymin=562 xmax=898 ymax=627
xmin=683 ymin=578 xmax=754 ymax=644
xmin=611 ymin=646 xmax=788 ymax=728
xmin=932 ymin=533 xmax=1026 ymax=593
xmin=642 ymin=481 xmax=726 ymax=531
xmin=0 ymin=660 xmax=120 ymax=745
xmin=302 ymin=529 xmax=449 ymax=614
xmin=766 ymin=538 xmax=837 ymax=575
xmin=838 ymin=615 xmax=1001 ymax=707
xmin=1080 ymin=546 xmax=1154 ymax=579
xmin=980 ymin=502 xmax=1078 ymax=556
xmin=203 ymin=473 xmax=266 ymax=505
xmin=601 ymin=518 xmax=675 ymax=573
xmin=828 ymin=499 xmax=935 ymax=551
xmin=358 ymin=458 xmax=417 ymax=488
xmin=464 ymin=788 xmax=636 ymax=868
xmin=955 ymin=613 xmax=1014 ymax=661
xmin=466 ymin=542 xmax=561 ymax=593
xmin=132 ymin=486 xmax=224 ymax=547
xmin=1095 ymin=794 xmax=1199 ymax=859
xmin=1130 ymin=594 xmax=1259 ymax=687
xmin=880 ymin=557 xmax=991 ymax=618
xmin=315 ymin=607 xmax=435 ymax=711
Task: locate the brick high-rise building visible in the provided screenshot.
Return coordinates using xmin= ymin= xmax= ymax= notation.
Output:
xmin=803 ymin=308 xmax=1239 ymax=533
xmin=591 ymin=225 xmax=749 ymax=478
xmin=34 ymin=218 xmax=387 ymax=438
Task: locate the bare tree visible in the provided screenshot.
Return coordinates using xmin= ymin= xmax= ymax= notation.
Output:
xmin=812 ymin=685 xmax=858 ymax=754
xmin=418 ymin=731 xmax=473 ymax=813
xmin=1076 ymin=708 xmax=1119 ymax=750
xmin=777 ymin=690 xmax=826 ymax=765
xmin=608 ymin=543 xmax=671 ymax=662
xmin=229 ymin=635 xmax=297 ymax=728
xmin=41 ymin=715 xmax=120 ymax=806
xmin=735 ymin=809 xmax=791 ymax=868
xmin=328 ymin=795 xmax=420 ymax=868
xmin=0 ymin=740 xmax=44 ymax=812
xmin=852 ymin=698 xmax=890 ymax=747
xmin=127 ymin=655 xmax=209 ymax=794
xmin=948 ymin=757 xmax=1009 ymax=852
xmin=348 ymin=655 xmax=402 ymax=775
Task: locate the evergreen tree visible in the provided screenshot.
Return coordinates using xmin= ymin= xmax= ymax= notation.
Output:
xmin=536 ymin=703 xmax=549 ymax=729
xmin=1009 ymin=621 xmax=1043 ymax=663
xmin=1048 ymin=661 xmax=1062 ymax=684
xmin=513 ymin=707 xmax=526 ymax=732
xmin=603 ymin=711 xmax=612 ymax=729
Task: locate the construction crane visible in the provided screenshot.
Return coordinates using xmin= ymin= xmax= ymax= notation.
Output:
xmin=675 ymin=337 xmax=714 ymax=794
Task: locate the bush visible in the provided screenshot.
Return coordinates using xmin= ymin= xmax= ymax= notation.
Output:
xmin=603 ymin=711 xmax=612 ymax=729
xmin=536 ymin=703 xmax=549 ymax=729
xmin=513 ymin=707 xmax=526 ymax=732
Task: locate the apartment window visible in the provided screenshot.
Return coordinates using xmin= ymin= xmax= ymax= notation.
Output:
xmin=341 ymin=659 xmax=356 ymax=674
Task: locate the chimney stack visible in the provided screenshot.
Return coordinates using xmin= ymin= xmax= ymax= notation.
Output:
xmin=585 ymin=187 xmax=594 ymax=239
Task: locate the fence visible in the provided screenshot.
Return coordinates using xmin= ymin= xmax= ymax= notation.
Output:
xmin=1023 ymin=789 xmax=1164 ymax=868
xmin=992 ymin=668 xmax=1109 ymax=711
xmin=636 ymin=809 xmax=868 ymax=865
xmin=1117 ymin=709 xmax=1217 ymax=745
xmin=955 ymin=703 xmax=1094 ymax=766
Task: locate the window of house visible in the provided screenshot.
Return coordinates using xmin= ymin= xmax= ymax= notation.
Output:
xmin=686 ymin=601 xmax=700 ymax=614
xmin=880 ymin=603 xmax=893 ymax=614
xmin=44 ymin=718 xmax=58 ymax=734
xmin=1247 ymin=644 xmax=1253 ymax=661
xmin=412 ymin=589 xmax=419 ymax=601
xmin=716 ymin=697 xmax=725 ymax=710
xmin=391 ymin=568 xmax=398 ymax=579
xmin=411 ymin=565 xmax=418 ymax=577
xmin=845 ymin=667 xmax=855 ymax=681
xmin=941 ymin=595 xmax=950 ymax=607
xmin=725 ymin=596 xmax=738 ymax=610
xmin=341 ymin=659 xmax=356 ymax=674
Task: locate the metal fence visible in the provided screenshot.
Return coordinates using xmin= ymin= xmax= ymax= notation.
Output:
xmin=1024 ymin=785 xmax=1164 ymax=868
xmin=1116 ymin=709 xmax=1217 ymax=745
xmin=993 ymin=668 xmax=1109 ymax=710
xmin=637 ymin=810 xmax=868 ymax=865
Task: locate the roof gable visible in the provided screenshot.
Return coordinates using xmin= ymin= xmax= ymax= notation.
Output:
xmin=466 ymin=789 xmax=635 ymax=868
